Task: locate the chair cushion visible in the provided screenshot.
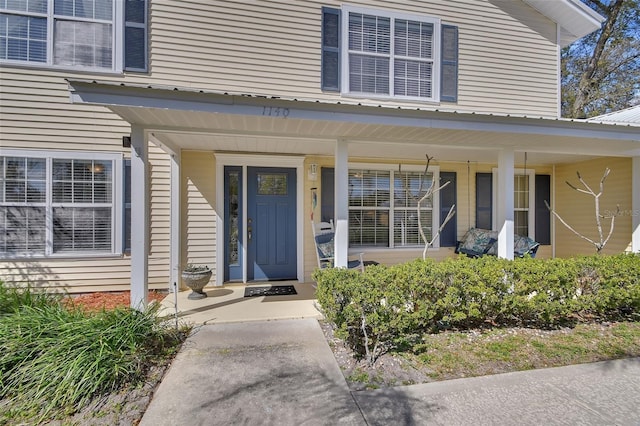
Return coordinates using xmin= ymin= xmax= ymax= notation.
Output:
xmin=315 ymin=233 xmax=335 ymax=260
xmin=458 ymin=228 xmax=498 ymax=257
xmin=514 ymin=235 xmax=540 ymax=257
xmin=347 ymin=260 xmax=362 ymax=269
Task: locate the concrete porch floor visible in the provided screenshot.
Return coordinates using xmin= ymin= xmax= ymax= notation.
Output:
xmin=158 ymin=282 xmax=322 ymax=325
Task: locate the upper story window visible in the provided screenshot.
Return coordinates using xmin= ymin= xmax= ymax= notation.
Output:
xmin=0 ymin=0 xmax=147 ymax=72
xmin=322 ymin=5 xmax=458 ymax=103
xmin=345 ymin=7 xmax=439 ymax=101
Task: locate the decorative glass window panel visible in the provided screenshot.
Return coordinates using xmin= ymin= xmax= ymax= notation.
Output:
xmin=257 ymin=173 xmax=287 ymax=195
xmin=228 ymin=171 xmax=240 ymax=265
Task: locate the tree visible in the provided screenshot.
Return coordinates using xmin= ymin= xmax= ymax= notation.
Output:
xmin=562 ymin=0 xmax=640 ymax=118
xmin=544 ymin=169 xmax=620 ymax=254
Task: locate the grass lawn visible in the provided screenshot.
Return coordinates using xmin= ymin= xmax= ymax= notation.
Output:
xmin=411 ymin=322 xmax=640 ymax=381
xmin=328 ymin=321 xmax=640 ymax=389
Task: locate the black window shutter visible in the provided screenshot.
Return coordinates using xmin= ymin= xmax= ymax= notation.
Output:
xmin=321 ymin=7 xmax=341 ymax=92
xmin=535 ymin=174 xmax=551 ymax=245
xmin=439 ymin=172 xmax=457 ymax=246
xmin=123 ymin=160 xmax=132 ymax=252
xmin=321 ymin=167 xmax=335 ymax=222
xmin=476 ymin=173 xmax=492 ymax=229
xmin=124 ymin=0 xmax=148 ymax=72
xmin=440 ymin=24 xmax=458 ymax=102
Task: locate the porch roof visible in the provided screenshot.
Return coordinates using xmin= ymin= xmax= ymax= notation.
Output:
xmin=68 ymin=79 xmax=640 ymax=165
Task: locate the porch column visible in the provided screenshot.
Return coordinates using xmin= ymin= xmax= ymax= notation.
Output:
xmin=496 ymin=148 xmax=514 ymax=259
xmin=130 ymin=126 xmax=149 ymax=309
xmin=334 ymin=139 xmax=349 ymax=268
xmin=633 ymin=156 xmax=640 ymax=253
xmin=170 ymin=152 xmax=182 ymax=290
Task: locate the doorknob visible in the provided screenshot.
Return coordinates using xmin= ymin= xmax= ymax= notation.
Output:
xmin=248 ymin=218 xmax=252 ymax=241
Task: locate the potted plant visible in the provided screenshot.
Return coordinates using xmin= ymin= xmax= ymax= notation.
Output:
xmin=181 ymin=264 xmax=212 ymax=299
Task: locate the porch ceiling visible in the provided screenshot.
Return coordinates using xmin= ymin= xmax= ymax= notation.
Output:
xmin=69 ymin=80 xmax=640 ymax=165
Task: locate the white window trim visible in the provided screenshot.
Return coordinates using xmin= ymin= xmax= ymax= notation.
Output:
xmin=0 ymin=1 xmax=123 ymax=73
xmin=491 ymin=167 xmax=535 ymax=238
xmin=0 ymin=148 xmax=123 ymax=259
xmin=341 ymin=4 xmax=441 ymax=103
xmin=347 ymin=162 xmax=440 ymax=248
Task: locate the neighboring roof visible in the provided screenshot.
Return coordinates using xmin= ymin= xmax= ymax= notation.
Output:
xmin=588 ymin=105 xmax=640 ymax=125
xmin=522 ymin=0 xmax=605 ymax=47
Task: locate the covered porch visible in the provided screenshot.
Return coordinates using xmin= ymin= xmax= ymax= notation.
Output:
xmin=68 ymin=80 xmax=640 ymax=309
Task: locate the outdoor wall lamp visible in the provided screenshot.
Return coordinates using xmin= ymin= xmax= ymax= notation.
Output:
xmin=308 ymin=163 xmax=318 ymax=181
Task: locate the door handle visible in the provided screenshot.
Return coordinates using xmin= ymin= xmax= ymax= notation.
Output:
xmin=248 ymin=218 xmax=252 ymax=241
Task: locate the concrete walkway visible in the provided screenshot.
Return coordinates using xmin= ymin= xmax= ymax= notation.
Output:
xmin=142 ymin=317 xmax=640 ymax=426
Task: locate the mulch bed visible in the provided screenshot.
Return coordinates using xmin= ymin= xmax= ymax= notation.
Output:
xmin=64 ymin=291 xmax=167 ymax=312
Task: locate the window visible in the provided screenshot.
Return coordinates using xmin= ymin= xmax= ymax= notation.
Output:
xmin=0 ymin=150 xmax=122 ymax=257
xmin=514 ymin=174 xmax=530 ymax=237
xmin=491 ymin=169 xmax=535 ymax=238
xmin=348 ymin=166 xmax=438 ymax=248
xmin=343 ymin=6 xmax=439 ymax=101
xmin=394 ymin=171 xmax=433 ymax=246
xmin=0 ymin=0 xmax=147 ymax=72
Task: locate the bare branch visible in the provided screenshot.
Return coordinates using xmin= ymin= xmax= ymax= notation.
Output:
xmin=566 ymin=180 xmax=593 ymax=196
xmin=599 ymin=167 xmax=611 ymax=194
xmin=423 ymin=204 xmax=456 ymax=259
xmin=576 ymin=172 xmax=597 ymax=196
xmin=544 ymin=200 xmax=599 ymax=248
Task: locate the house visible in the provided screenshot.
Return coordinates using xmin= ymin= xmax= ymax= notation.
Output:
xmin=1 ymin=0 xmax=639 ymax=308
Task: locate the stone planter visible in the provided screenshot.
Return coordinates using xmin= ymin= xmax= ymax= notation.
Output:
xmin=181 ymin=269 xmax=212 ymax=300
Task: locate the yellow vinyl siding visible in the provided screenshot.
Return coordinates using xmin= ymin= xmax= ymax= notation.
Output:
xmin=138 ymin=0 xmax=559 ymax=116
xmin=182 ymin=151 xmax=218 ymax=286
xmin=554 ymin=158 xmax=632 ymax=257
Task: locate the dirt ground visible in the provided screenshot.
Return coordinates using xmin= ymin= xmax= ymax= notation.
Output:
xmin=319 ymin=321 xmax=434 ymax=390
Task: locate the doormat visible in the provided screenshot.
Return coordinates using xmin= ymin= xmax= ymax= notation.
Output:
xmin=244 ymin=285 xmax=297 ymax=297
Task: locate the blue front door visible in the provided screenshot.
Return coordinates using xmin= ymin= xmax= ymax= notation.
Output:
xmin=247 ymin=167 xmax=297 ymax=281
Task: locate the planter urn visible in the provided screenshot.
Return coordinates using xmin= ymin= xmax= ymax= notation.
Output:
xmin=181 ymin=267 xmax=212 ymax=299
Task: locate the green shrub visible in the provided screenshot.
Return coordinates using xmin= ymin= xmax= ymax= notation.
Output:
xmin=314 ymin=254 xmax=640 ymax=362
xmin=0 ymin=282 xmax=60 ymax=315
xmin=0 ymin=282 xmax=187 ymax=422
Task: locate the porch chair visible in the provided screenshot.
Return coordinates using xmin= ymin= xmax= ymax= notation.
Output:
xmin=311 ymin=220 xmax=365 ymax=272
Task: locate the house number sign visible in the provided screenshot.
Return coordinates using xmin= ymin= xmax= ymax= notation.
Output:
xmin=262 ymin=106 xmax=290 ymax=117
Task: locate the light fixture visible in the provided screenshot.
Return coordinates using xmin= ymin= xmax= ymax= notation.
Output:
xmin=91 ymin=163 xmax=105 ymax=174
xmin=308 ymin=163 xmax=318 ymax=181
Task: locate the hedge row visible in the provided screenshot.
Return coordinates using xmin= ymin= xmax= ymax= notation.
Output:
xmin=313 ymin=254 xmax=640 ymax=363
